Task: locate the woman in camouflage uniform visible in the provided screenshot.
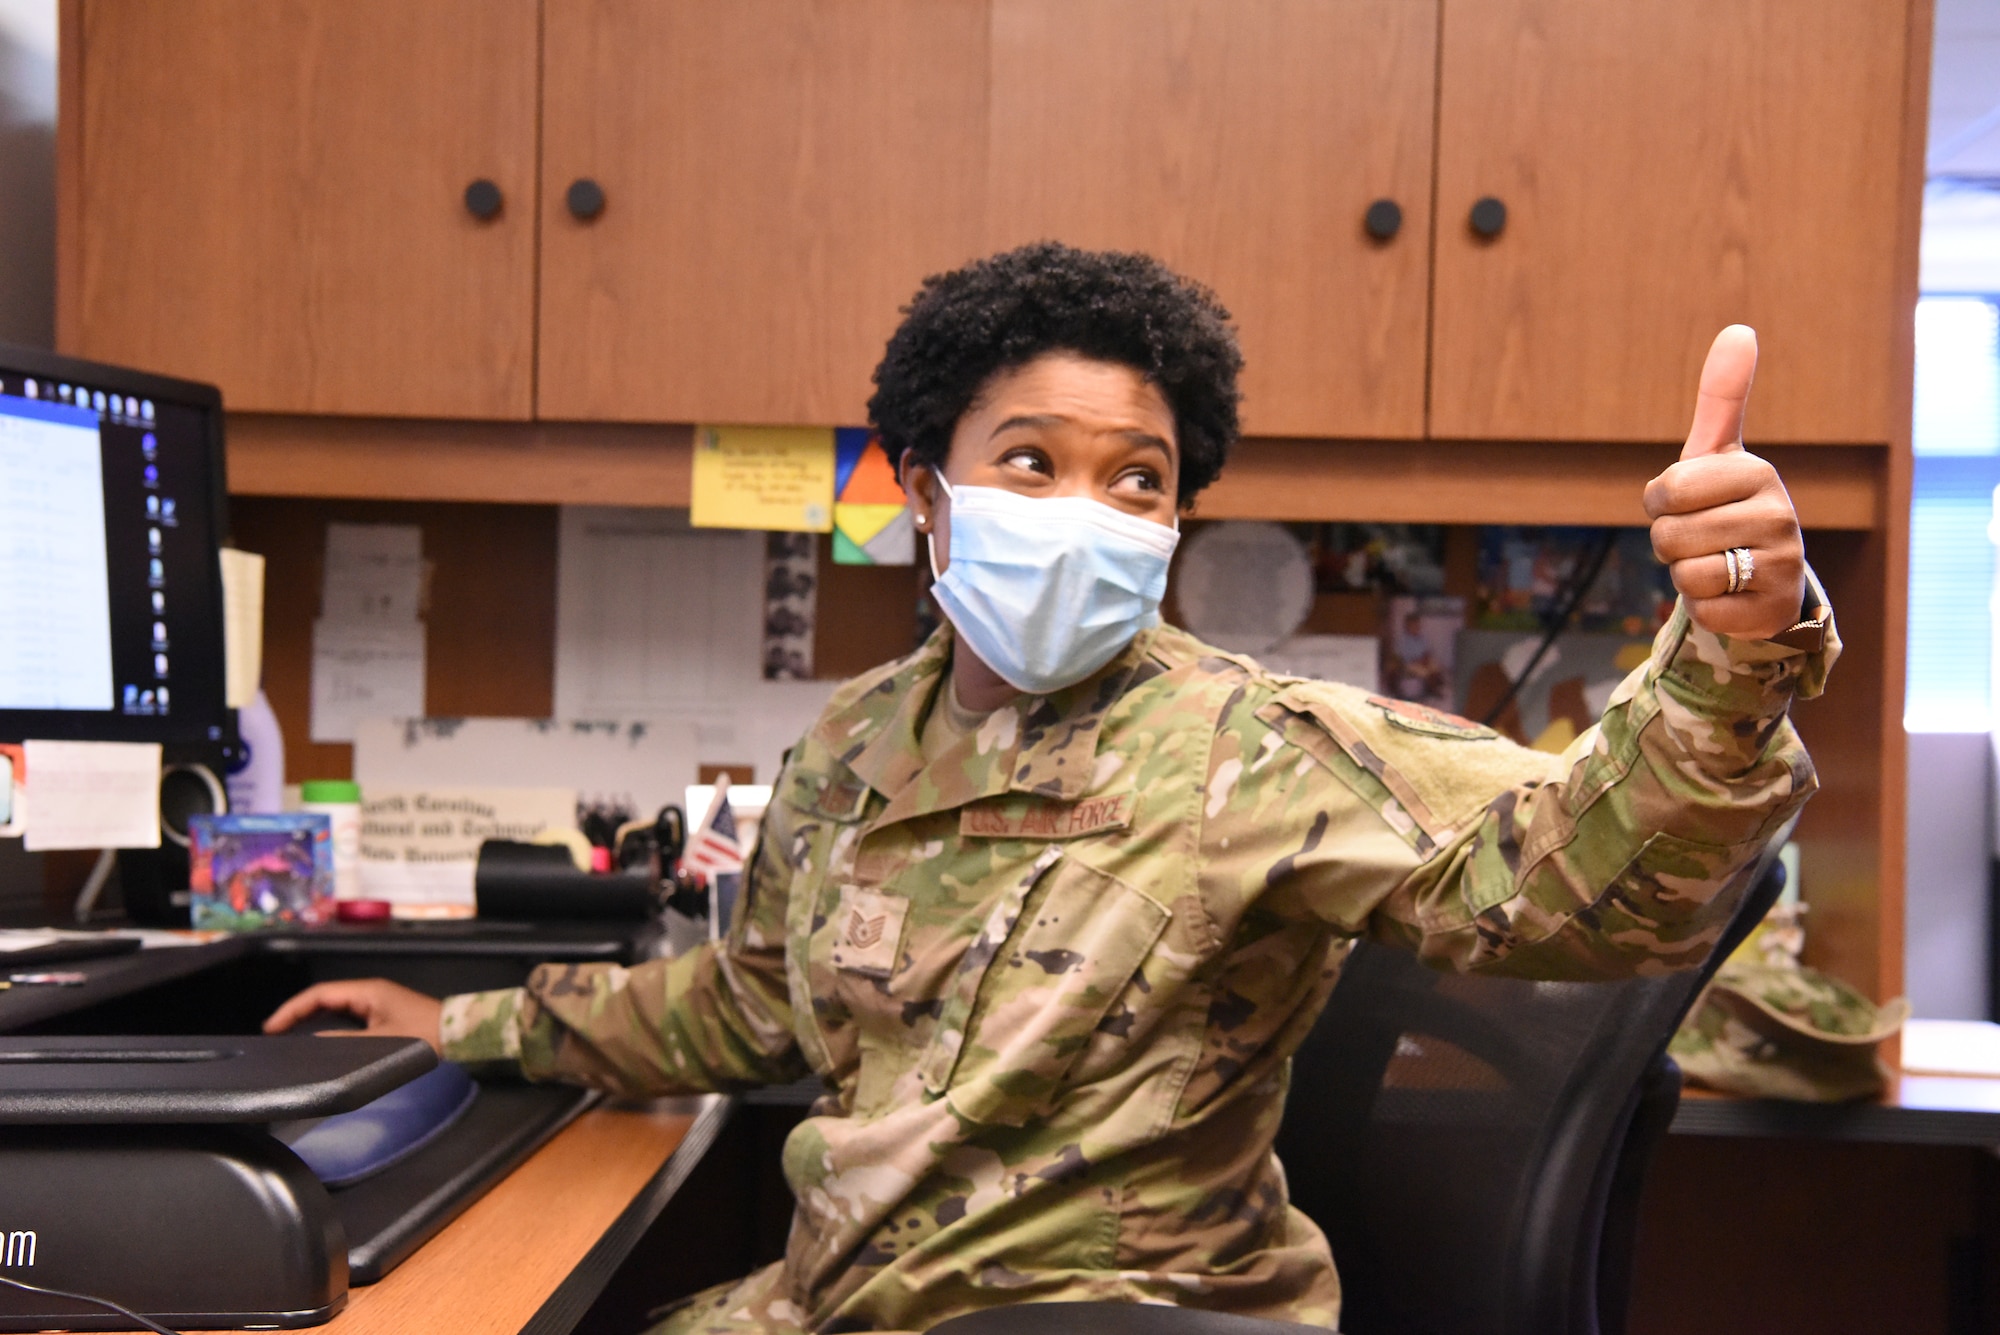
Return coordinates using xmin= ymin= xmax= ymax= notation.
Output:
xmin=268 ymin=244 xmax=1834 ymax=1333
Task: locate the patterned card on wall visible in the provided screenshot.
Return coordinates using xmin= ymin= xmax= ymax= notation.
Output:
xmin=831 ymin=427 xmax=914 ymax=565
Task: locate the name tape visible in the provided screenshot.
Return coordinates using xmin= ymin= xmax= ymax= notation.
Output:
xmin=960 ymin=792 xmax=1134 ymax=840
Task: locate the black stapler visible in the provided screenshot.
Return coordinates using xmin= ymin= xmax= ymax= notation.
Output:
xmin=0 ymin=1034 xmax=434 ymax=1331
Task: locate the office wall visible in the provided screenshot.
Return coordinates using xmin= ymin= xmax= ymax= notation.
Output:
xmin=0 ymin=0 xmax=54 ymax=348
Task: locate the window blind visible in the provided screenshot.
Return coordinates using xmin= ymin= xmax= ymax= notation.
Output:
xmin=1908 ymin=296 xmax=2000 ymax=733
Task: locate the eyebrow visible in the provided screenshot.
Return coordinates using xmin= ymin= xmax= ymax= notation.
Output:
xmin=989 ymin=415 xmax=1174 ymax=459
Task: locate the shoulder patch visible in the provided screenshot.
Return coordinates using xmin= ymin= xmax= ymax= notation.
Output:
xmin=1367 ymin=696 xmax=1500 ymax=742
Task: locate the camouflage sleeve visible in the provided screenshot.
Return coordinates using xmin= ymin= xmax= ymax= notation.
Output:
xmin=1219 ymin=572 xmax=1838 ymax=980
xmin=438 ymin=772 xmax=808 ymax=1096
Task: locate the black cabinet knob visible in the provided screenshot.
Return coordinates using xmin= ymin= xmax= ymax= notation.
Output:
xmin=463 ymin=179 xmax=504 ymax=221
xmin=566 ymin=179 xmax=607 ymax=221
xmin=1363 ymin=199 xmax=1403 ymax=241
xmin=1469 ymin=196 xmax=1507 ymax=239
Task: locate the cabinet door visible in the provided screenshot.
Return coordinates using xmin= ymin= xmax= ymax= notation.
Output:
xmin=73 ymin=0 xmax=540 ymax=419
xmin=986 ymin=0 xmax=1437 ymax=440
xmin=538 ymin=0 xmax=990 ymax=426
xmin=1430 ymin=0 xmax=1913 ymax=443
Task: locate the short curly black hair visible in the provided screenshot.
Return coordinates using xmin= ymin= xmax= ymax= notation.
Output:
xmin=868 ymin=242 xmax=1243 ymax=506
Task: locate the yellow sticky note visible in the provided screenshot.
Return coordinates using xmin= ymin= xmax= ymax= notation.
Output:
xmin=219 ymin=548 xmax=266 ymax=709
xmin=691 ymin=426 xmax=835 ymax=532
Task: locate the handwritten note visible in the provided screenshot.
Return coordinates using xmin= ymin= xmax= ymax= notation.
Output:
xmin=21 ymin=740 xmax=162 ymax=851
xmin=310 ymin=523 xmax=428 ymax=742
xmin=310 ymin=621 xmax=426 ymax=743
xmin=691 ymin=426 xmax=835 ymax=532
xmin=322 ymin=522 xmax=425 ymax=622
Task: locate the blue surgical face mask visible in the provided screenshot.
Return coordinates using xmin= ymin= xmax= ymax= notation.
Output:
xmin=928 ymin=477 xmax=1180 ymax=696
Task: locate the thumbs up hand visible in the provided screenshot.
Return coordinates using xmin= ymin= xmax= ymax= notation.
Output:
xmin=1642 ymin=326 xmax=1806 ymax=641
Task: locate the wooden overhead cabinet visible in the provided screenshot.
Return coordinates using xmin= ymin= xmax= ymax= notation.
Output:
xmin=64 ymin=0 xmax=540 ymax=419
xmin=535 ymin=0 xmax=991 ymax=427
xmin=57 ymin=0 xmax=1928 ymax=1013
xmin=61 ymin=0 xmax=1919 ymax=446
xmin=1429 ymin=0 xmax=1914 ymax=444
xmin=985 ymin=0 xmax=1438 ymax=440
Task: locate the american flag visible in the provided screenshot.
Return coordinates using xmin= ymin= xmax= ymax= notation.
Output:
xmin=683 ymin=781 xmax=744 ymax=881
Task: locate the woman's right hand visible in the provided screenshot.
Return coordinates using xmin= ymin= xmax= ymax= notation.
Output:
xmin=263 ymin=978 xmax=445 ymax=1055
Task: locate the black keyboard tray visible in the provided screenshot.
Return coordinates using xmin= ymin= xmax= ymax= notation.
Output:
xmin=0 ymin=1033 xmax=436 ymax=1123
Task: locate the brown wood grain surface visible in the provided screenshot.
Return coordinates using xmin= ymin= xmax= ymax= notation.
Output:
xmin=1430 ymin=0 xmax=1912 ymax=445
xmin=229 ymin=497 xmax=559 ymax=783
xmin=70 ymin=0 xmax=540 ymax=418
xmin=1192 ymin=440 xmax=1884 ymax=530
xmin=55 ymin=0 xmax=1922 ymax=1015
xmin=1869 ymin=0 xmax=1933 ymax=1015
xmin=188 ymin=1105 xmax=694 ymax=1335
xmin=1782 ymin=527 xmax=1892 ymax=1004
xmin=1631 ymin=1136 xmax=1994 ymax=1335
xmin=536 ymin=0 xmax=991 ymax=427
xmin=227 ymin=417 xmax=1885 ymax=531
xmin=986 ymin=0 xmax=1437 ymax=440
xmin=228 ymin=416 xmax=698 ymax=507
xmin=53 ymin=0 xmax=82 ymax=350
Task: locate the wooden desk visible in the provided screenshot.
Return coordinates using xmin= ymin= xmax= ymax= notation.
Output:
xmin=197 ymin=1097 xmax=723 ymax=1335
xmin=1673 ymin=1075 xmax=2000 ymax=1146
xmin=1671 ymin=1021 xmax=2000 ymax=1147
xmin=1640 ymin=1041 xmax=2000 ymax=1335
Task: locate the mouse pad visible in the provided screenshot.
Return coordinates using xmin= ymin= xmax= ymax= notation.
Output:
xmin=276 ymin=1060 xmax=479 ymax=1187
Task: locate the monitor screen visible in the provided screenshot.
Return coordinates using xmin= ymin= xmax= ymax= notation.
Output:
xmin=0 ymin=345 xmax=230 ymax=748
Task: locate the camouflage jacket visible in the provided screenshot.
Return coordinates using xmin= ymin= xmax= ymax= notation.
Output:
xmin=442 ymin=591 xmax=1836 ymax=1333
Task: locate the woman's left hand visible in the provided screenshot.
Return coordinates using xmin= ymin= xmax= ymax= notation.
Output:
xmin=1642 ymin=326 xmax=1807 ymax=641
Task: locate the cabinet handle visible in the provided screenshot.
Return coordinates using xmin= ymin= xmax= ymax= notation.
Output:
xmin=463 ymin=179 xmax=504 ymax=222
xmin=566 ymin=179 xmax=607 ymax=221
xmin=1363 ymin=199 xmax=1403 ymax=242
xmin=1469 ymin=196 xmax=1507 ymax=239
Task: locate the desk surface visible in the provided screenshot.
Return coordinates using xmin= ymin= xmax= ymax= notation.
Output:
xmin=199 ymin=1100 xmax=704 ymax=1335
xmin=19 ymin=938 xmax=2000 ymax=1330
xmin=0 ymin=936 xmax=247 ymax=1029
xmin=1673 ymin=1072 xmax=2000 ymax=1146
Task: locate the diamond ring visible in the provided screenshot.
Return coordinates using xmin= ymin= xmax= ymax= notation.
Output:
xmin=1723 ymin=546 xmax=1755 ymax=595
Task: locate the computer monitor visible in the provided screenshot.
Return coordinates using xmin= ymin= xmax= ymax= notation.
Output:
xmin=0 ymin=343 xmax=232 ymax=751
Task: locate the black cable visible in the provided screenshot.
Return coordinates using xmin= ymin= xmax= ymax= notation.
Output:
xmin=0 ymin=1273 xmax=182 ymax=1335
xmin=1479 ymin=528 xmax=1621 ymax=728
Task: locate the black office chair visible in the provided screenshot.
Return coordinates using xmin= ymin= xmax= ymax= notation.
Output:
xmin=932 ymin=834 xmax=1792 ymax=1335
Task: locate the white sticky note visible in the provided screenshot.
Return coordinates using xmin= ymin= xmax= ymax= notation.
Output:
xmin=322 ymin=523 xmax=425 ymax=623
xmin=310 ymin=620 xmax=426 ymax=743
xmin=21 ymin=740 xmax=162 ymax=851
xmin=219 ymin=547 xmax=266 ymax=709
xmin=326 ymin=522 xmax=422 ymax=562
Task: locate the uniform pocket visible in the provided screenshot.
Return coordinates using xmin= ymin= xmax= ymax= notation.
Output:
xmin=917 ymin=848 xmax=1168 ymax=1126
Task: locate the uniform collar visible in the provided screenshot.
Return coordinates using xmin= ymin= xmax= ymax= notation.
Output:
xmin=814 ymin=622 xmax=1168 ymax=819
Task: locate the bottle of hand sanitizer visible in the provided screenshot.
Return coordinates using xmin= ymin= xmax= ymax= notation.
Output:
xmin=227 ymin=687 xmax=286 ymax=814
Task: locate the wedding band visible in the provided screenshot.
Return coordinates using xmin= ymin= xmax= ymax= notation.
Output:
xmin=1724 ymin=546 xmax=1754 ymax=595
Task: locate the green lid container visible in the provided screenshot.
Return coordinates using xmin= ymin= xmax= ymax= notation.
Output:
xmin=300 ymin=779 xmax=362 ymax=804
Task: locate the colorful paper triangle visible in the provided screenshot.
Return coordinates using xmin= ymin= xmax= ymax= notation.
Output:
xmin=838 ymin=437 xmax=907 ymax=506
xmin=833 ymin=426 xmax=872 ymax=497
xmin=834 ymin=502 xmax=906 ymax=548
xmin=832 ymin=527 xmax=871 ymax=565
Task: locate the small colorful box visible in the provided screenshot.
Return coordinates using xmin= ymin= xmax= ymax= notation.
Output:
xmin=189 ymin=812 xmax=334 ymax=931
